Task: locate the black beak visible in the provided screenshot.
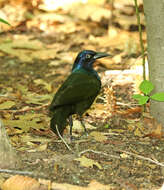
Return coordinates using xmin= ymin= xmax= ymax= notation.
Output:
xmin=93 ymin=52 xmax=111 ymax=59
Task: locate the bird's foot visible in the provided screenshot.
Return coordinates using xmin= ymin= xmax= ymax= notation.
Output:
xmin=69 ymin=133 xmax=73 ymax=141
xmin=84 ymin=130 xmax=89 ymax=136
xmin=69 ymin=135 xmax=80 ymax=141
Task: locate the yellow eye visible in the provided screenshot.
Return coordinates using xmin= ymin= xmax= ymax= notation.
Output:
xmin=86 ymin=54 xmax=91 ymax=59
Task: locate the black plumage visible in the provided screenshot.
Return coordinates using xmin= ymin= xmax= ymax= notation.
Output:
xmin=49 ymin=50 xmax=110 ymax=137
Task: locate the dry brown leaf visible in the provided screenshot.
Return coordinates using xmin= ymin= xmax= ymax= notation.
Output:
xmin=88 ymin=180 xmax=112 ymax=190
xmin=70 ymin=4 xmax=111 ymax=22
xmin=134 ymin=127 xmax=142 ymax=137
xmin=90 ymin=131 xmax=107 ymax=142
xmin=120 ymin=153 xmax=129 ymax=159
xmin=87 ymin=0 xmax=106 ymax=5
xmin=2 ymin=175 xmax=40 ymax=190
xmin=151 ymin=124 xmax=163 ymax=139
xmin=0 ymin=101 xmax=15 ymax=109
xmin=3 ymin=113 xmax=46 ymax=133
xmin=34 ymin=79 xmax=52 ymax=92
xmin=144 ymin=124 xmax=163 ymax=139
xmin=75 ymin=156 xmax=102 ymax=169
xmin=47 ymin=179 xmax=113 ymax=190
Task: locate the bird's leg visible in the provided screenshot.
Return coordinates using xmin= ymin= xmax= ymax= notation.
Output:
xmin=78 ymin=115 xmax=88 ymax=135
xmin=68 ymin=115 xmax=73 ymax=140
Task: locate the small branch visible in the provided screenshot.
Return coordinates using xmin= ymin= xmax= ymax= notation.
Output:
xmin=117 ymin=149 xmax=164 ymax=167
xmin=0 ymin=169 xmax=33 ymax=175
xmin=55 ymin=125 xmax=73 ymax=153
xmin=78 ymin=149 xmax=120 ymax=159
xmin=116 ymin=102 xmax=139 ymax=107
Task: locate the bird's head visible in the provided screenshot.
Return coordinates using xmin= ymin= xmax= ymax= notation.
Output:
xmin=72 ymin=50 xmax=110 ymax=72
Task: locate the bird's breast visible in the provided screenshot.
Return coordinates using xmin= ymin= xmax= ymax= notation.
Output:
xmin=72 ymin=68 xmax=101 ymax=81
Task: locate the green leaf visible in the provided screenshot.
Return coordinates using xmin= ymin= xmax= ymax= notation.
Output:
xmin=132 ymin=94 xmax=143 ymax=100
xmin=139 ymin=80 xmax=154 ymax=95
xmin=132 ymin=94 xmax=149 ymax=105
xmin=150 ymin=92 xmax=164 ymax=101
xmin=0 ymin=18 xmax=10 ymax=26
xmin=138 ymin=96 xmax=149 ymax=105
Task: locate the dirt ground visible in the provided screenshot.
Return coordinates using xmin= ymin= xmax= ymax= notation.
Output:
xmin=0 ymin=48 xmax=163 ymax=190
xmin=0 ymin=1 xmax=163 ymax=189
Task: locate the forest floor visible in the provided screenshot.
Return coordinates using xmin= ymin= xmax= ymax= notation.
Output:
xmin=0 ymin=1 xmax=163 ymax=189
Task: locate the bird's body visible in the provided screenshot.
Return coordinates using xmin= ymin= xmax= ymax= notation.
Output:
xmin=49 ymin=50 xmax=109 ymax=136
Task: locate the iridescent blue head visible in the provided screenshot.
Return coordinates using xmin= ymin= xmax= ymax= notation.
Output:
xmin=72 ymin=50 xmax=110 ymax=72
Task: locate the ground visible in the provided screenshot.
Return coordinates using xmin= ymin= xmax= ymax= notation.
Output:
xmin=0 ymin=1 xmax=163 ymax=190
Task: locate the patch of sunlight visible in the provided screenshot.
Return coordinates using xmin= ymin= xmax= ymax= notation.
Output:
xmin=39 ymin=0 xmax=87 ymax=11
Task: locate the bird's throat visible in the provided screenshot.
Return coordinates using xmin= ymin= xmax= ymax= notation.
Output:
xmin=72 ymin=66 xmax=100 ymax=81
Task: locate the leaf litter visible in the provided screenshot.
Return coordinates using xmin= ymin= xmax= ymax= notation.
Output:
xmin=0 ymin=0 xmax=163 ymax=190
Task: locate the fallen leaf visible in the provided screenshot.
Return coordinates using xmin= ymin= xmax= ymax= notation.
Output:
xmin=36 ymin=143 xmax=47 ymax=152
xmin=71 ymin=4 xmax=111 ymax=22
xmin=144 ymin=124 xmax=163 ymax=139
xmin=47 ymin=179 xmax=114 ymax=190
xmin=0 ymin=101 xmax=15 ymax=109
xmin=34 ymin=79 xmax=52 ymax=92
xmin=134 ymin=127 xmax=142 ymax=137
xmin=2 ymin=175 xmax=40 ymax=190
xmin=24 ymin=93 xmax=51 ymax=105
xmin=75 ymin=156 xmax=102 ymax=169
xmin=151 ymin=124 xmax=163 ymax=139
xmin=120 ymin=153 xmax=129 ymax=159
xmin=3 ymin=113 xmax=46 ymax=133
xmin=90 ymin=131 xmax=107 ymax=142
xmin=21 ymin=135 xmax=51 ymax=143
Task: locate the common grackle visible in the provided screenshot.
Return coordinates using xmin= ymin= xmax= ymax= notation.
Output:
xmin=49 ymin=50 xmax=110 ymax=137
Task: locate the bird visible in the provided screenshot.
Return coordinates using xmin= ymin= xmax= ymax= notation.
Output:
xmin=49 ymin=50 xmax=110 ymax=137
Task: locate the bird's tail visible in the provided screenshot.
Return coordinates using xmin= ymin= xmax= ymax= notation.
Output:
xmin=50 ymin=106 xmax=71 ymax=136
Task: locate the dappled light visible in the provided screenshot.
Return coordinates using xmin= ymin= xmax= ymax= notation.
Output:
xmin=0 ymin=0 xmax=163 ymax=190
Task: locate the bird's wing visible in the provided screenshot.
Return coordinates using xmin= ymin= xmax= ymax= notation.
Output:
xmin=50 ymin=72 xmax=101 ymax=110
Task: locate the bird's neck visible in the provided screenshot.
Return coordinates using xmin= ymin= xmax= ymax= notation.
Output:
xmin=72 ymin=65 xmax=100 ymax=80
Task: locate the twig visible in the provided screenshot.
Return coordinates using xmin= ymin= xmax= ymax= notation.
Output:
xmin=103 ymin=132 xmax=120 ymax=136
xmin=117 ymin=149 xmax=164 ymax=167
xmin=55 ymin=125 xmax=73 ymax=153
xmin=78 ymin=149 xmax=120 ymax=159
xmin=78 ymin=149 xmax=164 ymax=167
xmin=116 ymin=102 xmax=139 ymax=107
xmin=0 ymin=169 xmax=33 ymax=175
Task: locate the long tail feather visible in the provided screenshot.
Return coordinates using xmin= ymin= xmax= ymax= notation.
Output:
xmin=50 ymin=106 xmax=71 ymax=136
